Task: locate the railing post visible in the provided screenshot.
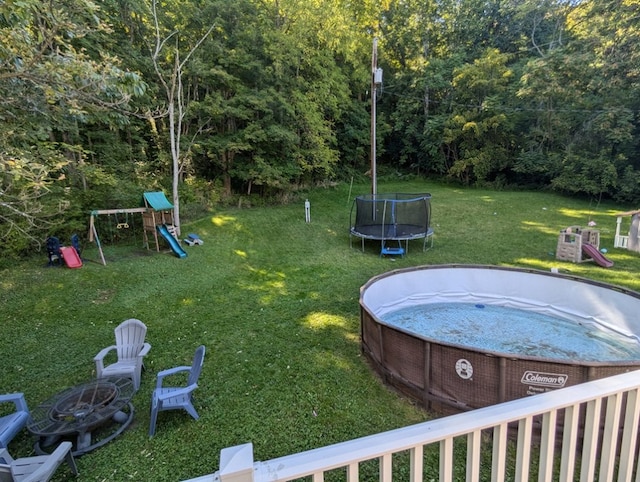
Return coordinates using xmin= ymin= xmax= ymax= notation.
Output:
xmin=219 ymin=443 xmax=255 ymax=482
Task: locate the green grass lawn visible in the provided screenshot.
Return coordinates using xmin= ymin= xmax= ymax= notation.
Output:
xmin=2 ymin=180 xmax=640 ymax=481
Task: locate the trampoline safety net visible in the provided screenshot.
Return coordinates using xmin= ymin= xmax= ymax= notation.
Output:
xmin=349 ymin=193 xmax=432 ymax=251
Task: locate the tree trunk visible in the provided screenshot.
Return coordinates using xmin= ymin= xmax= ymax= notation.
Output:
xmin=168 ymin=102 xmax=181 ymax=236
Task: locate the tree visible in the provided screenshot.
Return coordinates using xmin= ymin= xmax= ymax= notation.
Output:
xmin=444 ymin=48 xmax=517 ymax=185
xmin=0 ymin=0 xmax=145 ymax=257
xmin=149 ymin=0 xmax=215 ymax=234
xmin=515 ymin=0 xmax=640 ymax=199
xmin=378 ymin=0 xmax=441 ymax=174
xmin=186 ymin=0 xmax=372 ymax=196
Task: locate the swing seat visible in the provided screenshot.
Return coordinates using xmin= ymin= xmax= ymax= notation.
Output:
xmin=381 ymin=246 xmax=404 ymax=257
xmin=380 ymin=240 xmax=404 ymax=258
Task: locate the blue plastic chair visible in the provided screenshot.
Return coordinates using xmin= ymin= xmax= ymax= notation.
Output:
xmin=45 ymin=237 xmax=62 ymax=267
xmin=0 ymin=393 xmax=30 ymax=449
xmin=149 ymin=345 xmax=205 ymax=437
xmin=70 ymin=234 xmax=82 ymax=258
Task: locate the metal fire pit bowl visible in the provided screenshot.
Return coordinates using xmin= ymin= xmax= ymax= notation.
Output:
xmin=28 ymin=376 xmax=135 ymax=456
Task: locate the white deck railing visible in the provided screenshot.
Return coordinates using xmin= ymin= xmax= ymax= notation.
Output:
xmin=184 ymin=370 xmax=640 ymax=482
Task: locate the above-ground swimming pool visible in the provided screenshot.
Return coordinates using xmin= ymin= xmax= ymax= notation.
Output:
xmin=360 ymin=265 xmax=640 ymax=414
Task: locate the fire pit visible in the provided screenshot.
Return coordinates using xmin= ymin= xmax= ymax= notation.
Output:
xmin=27 ymin=376 xmax=135 ymax=456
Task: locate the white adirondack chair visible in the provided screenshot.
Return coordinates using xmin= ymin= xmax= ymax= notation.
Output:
xmin=0 ymin=441 xmax=77 ymax=482
xmin=149 ymin=345 xmax=205 ymax=436
xmin=94 ymin=319 xmax=151 ymax=391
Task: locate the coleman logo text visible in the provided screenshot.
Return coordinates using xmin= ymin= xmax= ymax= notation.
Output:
xmin=521 ymin=371 xmax=568 ymax=388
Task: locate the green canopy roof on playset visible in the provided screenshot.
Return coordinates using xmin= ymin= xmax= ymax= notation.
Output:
xmin=143 ymin=192 xmax=173 ymax=211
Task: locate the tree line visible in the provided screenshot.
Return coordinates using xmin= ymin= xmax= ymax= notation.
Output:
xmin=2 ymin=0 xmax=639 ymax=259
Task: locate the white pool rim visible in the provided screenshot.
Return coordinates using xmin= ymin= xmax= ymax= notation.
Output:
xmin=361 ymin=264 xmax=640 ymax=345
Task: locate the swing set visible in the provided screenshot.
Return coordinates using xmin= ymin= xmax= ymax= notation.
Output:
xmin=87 ymin=192 xmax=177 ymax=265
xmin=88 ymin=207 xmax=147 ymax=265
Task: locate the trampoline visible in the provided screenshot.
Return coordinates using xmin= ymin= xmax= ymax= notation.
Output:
xmin=349 ymin=193 xmax=433 ymax=254
xmin=360 ymin=265 xmax=640 ymax=415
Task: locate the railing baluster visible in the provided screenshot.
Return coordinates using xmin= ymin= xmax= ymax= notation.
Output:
xmin=491 ymin=423 xmax=508 ymax=482
xmin=559 ymin=404 xmax=579 ymax=481
xmin=618 ymin=388 xmax=640 ymax=481
xmin=346 ymin=461 xmax=359 ymax=482
xmin=515 ymin=416 xmax=532 ymax=482
xmin=409 ymin=444 xmax=423 ymax=482
xmin=538 ymin=410 xmax=557 ymax=481
xmin=466 ymin=430 xmax=481 ymax=482
xmin=440 ymin=438 xmax=453 ymax=482
xmin=580 ymin=398 xmax=602 ymax=482
xmin=600 ymin=392 xmax=623 ymax=481
xmin=380 ymin=453 xmax=392 ymax=482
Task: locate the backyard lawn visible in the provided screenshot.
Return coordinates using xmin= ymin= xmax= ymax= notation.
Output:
xmin=2 ymin=180 xmax=640 ymax=481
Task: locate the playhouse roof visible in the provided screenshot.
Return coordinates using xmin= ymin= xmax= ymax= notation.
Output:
xmin=614 ymin=209 xmax=640 ymax=217
xmin=143 ymin=192 xmax=174 ymax=211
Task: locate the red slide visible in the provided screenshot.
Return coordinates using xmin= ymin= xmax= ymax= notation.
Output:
xmin=582 ymin=243 xmax=614 ymax=268
xmin=60 ymin=246 xmax=83 ymax=268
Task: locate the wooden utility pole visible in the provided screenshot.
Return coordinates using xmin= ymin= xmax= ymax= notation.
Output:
xmin=371 ymin=38 xmax=378 ymax=197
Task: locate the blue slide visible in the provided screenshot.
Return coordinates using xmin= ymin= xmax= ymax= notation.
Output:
xmin=156 ymin=224 xmax=187 ymax=258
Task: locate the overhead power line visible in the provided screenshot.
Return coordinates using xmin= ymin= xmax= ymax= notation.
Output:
xmin=379 ymin=85 xmax=637 ymax=115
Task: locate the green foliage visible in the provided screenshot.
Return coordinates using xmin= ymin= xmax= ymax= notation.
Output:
xmin=178 ymin=177 xmax=224 ymax=219
xmin=551 ymin=152 xmax=618 ymax=197
xmin=0 ymin=149 xmax=70 ymax=259
xmin=178 ymin=0 xmax=364 ymax=195
xmin=615 ymin=166 xmax=640 ymax=204
xmin=0 ymin=0 xmax=147 ymax=257
xmin=4 ymin=0 xmax=640 ymax=253
xmin=442 ymin=49 xmax=516 ymax=185
xmin=377 ymin=0 xmax=640 ymax=201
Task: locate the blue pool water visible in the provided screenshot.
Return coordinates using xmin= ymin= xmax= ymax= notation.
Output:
xmin=382 ymin=303 xmax=640 ymax=362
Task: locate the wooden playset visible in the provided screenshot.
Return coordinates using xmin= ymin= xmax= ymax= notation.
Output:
xmin=142 ymin=192 xmax=176 ymax=253
xmin=88 ymin=192 xmax=179 ymax=265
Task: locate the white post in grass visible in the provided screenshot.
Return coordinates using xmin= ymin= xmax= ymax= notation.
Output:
xmin=305 ymin=199 xmax=311 ymax=223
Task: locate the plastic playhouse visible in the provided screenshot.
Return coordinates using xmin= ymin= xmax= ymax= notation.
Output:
xmin=613 ymin=209 xmax=640 ymax=252
xmin=556 ymin=225 xmax=613 ymax=268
